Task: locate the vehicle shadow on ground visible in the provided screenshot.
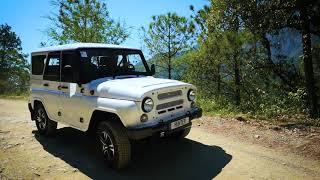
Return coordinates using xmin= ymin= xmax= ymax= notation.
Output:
xmin=33 ymin=127 xmax=232 ymax=180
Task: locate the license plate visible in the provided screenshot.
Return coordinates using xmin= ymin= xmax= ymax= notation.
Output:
xmin=170 ymin=117 xmax=189 ymax=130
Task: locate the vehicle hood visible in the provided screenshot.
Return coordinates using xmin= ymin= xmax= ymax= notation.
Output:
xmin=88 ymin=76 xmax=191 ymax=101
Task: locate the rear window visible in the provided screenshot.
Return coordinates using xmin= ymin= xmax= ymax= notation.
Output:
xmin=43 ymin=52 xmax=60 ymax=81
xmin=31 ymin=55 xmax=46 ymax=75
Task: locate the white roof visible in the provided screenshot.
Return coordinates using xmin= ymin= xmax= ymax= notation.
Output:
xmin=32 ymin=43 xmax=139 ymax=54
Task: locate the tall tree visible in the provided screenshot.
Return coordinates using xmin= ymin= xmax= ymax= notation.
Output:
xmin=297 ymin=0 xmax=319 ymax=118
xmin=187 ymin=0 xmax=308 ymax=114
xmin=190 ymin=5 xmax=210 ymax=42
xmin=236 ymin=0 xmax=320 ymax=117
xmin=0 ymin=24 xmax=29 ymax=94
xmin=47 ymin=0 xmax=128 ymax=44
xmin=142 ymin=12 xmax=195 ymax=79
xmin=206 ymin=0 xmax=245 ymax=106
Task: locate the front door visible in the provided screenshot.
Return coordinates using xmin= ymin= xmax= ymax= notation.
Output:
xmin=58 ymin=50 xmax=86 ymax=129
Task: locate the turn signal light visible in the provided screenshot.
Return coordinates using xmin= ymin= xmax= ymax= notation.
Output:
xmin=191 ymin=101 xmax=196 ymax=108
xmin=140 ymin=114 xmax=148 ymax=122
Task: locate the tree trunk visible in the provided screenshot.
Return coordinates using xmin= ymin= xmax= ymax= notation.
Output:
xmin=262 ymin=35 xmax=272 ymax=63
xmin=168 ymin=22 xmax=172 ymax=79
xmin=168 ymin=62 xmax=172 ymax=79
xmin=261 ymin=35 xmax=296 ymax=91
xmin=234 ymin=54 xmax=241 ymax=106
xmin=301 ymin=7 xmax=319 ymax=118
xmin=217 ymin=64 xmax=221 ymax=94
xmin=232 ymin=16 xmax=241 ymax=106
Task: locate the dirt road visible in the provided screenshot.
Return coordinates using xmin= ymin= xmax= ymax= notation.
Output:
xmin=0 ymin=99 xmax=319 ymax=179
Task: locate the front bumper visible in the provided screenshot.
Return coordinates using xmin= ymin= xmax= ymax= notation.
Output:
xmin=127 ymin=107 xmax=202 ymax=140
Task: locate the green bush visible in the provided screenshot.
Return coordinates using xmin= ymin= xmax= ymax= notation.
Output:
xmin=196 ymin=87 xmax=308 ymax=119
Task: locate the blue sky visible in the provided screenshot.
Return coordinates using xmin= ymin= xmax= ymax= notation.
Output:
xmin=0 ymin=0 xmax=208 ymax=57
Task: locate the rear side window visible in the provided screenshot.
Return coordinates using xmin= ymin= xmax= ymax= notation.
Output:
xmin=44 ymin=52 xmax=60 ymax=81
xmin=31 ymin=55 xmax=46 ymax=75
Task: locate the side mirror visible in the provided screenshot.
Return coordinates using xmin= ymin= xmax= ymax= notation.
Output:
xmin=151 ymin=64 xmax=155 ymax=75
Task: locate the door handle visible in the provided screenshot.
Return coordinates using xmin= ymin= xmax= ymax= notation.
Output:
xmin=58 ymin=85 xmax=68 ymax=90
xmin=43 ymin=83 xmax=49 ymax=87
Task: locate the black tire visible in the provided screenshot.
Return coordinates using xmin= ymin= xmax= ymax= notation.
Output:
xmin=97 ymin=121 xmax=131 ymax=169
xmin=171 ymin=127 xmax=191 ymax=139
xmin=34 ymin=103 xmax=57 ymax=136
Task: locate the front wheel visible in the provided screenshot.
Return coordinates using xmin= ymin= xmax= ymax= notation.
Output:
xmin=34 ymin=103 xmax=57 ymax=136
xmin=97 ymin=121 xmax=131 ymax=169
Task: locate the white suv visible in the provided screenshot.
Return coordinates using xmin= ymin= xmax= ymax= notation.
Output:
xmin=28 ymin=43 xmax=202 ymax=169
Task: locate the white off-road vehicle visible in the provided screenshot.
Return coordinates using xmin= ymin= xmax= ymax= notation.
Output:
xmin=28 ymin=43 xmax=202 ymax=169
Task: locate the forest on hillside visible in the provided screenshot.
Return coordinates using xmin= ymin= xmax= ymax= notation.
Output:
xmin=0 ymin=0 xmax=319 ymax=119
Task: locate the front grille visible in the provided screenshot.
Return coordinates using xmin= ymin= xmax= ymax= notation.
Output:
xmin=157 ymin=90 xmax=182 ymax=100
xmin=156 ymin=99 xmax=184 ymax=110
xmin=157 ymin=105 xmax=183 ymax=115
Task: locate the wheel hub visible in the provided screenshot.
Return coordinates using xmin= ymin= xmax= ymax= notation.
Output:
xmin=99 ymin=131 xmax=115 ymax=160
xmin=36 ymin=109 xmax=46 ymax=130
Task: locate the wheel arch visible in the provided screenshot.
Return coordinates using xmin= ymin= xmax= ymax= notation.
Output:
xmin=30 ymin=97 xmax=45 ymax=109
xmin=87 ymin=110 xmax=126 ymax=134
xmin=30 ymin=98 xmax=52 ymax=121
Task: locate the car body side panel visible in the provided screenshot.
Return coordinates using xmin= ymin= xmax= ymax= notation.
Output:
xmin=30 ymin=91 xmax=142 ymax=132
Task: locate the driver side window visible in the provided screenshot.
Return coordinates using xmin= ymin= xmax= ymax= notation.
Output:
xmin=127 ymin=54 xmax=145 ymax=72
xmin=61 ymin=51 xmax=79 ymax=83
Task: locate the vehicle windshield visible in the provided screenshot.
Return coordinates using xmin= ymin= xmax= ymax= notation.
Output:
xmin=78 ymin=48 xmax=151 ymax=83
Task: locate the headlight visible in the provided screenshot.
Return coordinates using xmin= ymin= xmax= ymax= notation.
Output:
xmin=142 ymin=97 xmax=154 ymax=112
xmin=187 ymin=89 xmax=196 ymax=101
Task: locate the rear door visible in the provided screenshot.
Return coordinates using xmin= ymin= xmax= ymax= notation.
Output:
xmin=42 ymin=51 xmax=61 ymax=121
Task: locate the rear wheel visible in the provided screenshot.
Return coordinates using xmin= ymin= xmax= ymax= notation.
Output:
xmin=97 ymin=121 xmax=131 ymax=169
xmin=34 ymin=103 xmax=57 ymax=136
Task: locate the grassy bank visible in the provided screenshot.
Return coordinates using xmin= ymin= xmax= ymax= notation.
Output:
xmin=197 ymin=97 xmax=320 ymax=127
xmin=0 ymin=93 xmax=29 ymax=100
